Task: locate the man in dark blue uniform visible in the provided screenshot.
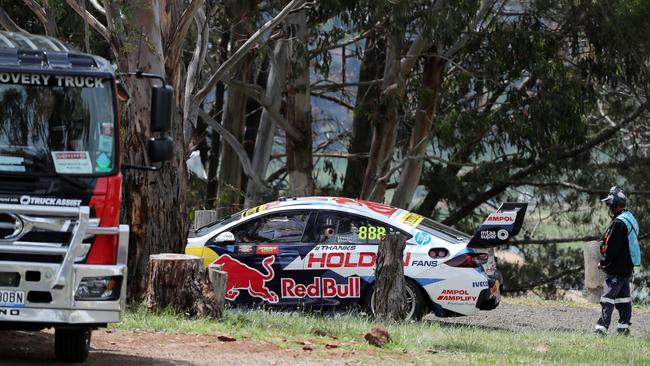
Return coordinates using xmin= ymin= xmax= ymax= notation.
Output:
xmin=594 ymin=186 xmax=640 ymax=336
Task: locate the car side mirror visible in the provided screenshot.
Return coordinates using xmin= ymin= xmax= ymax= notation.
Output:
xmin=214 ymin=231 xmax=236 ymax=244
xmin=147 ymin=137 xmax=174 ymax=163
xmin=151 ymin=84 xmax=174 ymax=132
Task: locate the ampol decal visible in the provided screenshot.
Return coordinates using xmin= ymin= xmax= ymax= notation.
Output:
xmin=483 ymin=211 xmax=517 ymax=225
xmin=281 ymin=277 xmax=361 ymax=299
xmin=213 ymin=254 xmax=279 ymax=303
xmin=437 ymin=289 xmax=477 ymax=302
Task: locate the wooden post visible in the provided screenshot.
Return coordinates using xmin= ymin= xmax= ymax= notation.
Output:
xmin=145 ymin=254 xmax=225 ymax=318
xmin=584 ymin=241 xmax=605 ymax=303
xmin=193 ymin=210 xmax=219 ymax=230
xmin=208 ymin=264 xmax=228 ymax=317
xmin=374 ymin=233 xmax=407 ymax=321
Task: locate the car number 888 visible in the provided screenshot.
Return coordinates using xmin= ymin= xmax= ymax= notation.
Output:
xmin=358 ymin=226 xmax=386 ymax=240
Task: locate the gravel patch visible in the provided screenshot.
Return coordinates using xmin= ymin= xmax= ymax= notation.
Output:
xmin=426 ymin=303 xmax=650 ymax=337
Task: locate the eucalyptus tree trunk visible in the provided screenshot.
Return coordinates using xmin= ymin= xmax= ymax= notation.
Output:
xmin=95 ymin=1 xmax=201 ymax=298
xmin=390 ymin=54 xmax=446 ymax=209
xmin=341 ymin=36 xmax=384 ymax=198
xmin=360 ymin=34 xmax=429 ymax=202
xmin=285 ymin=9 xmax=314 ymax=197
xmin=244 ymin=40 xmax=288 ymax=208
xmin=216 ymin=0 xmax=257 ymax=213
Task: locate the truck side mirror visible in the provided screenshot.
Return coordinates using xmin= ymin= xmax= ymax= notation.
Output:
xmin=147 ymin=137 xmax=174 ymax=163
xmin=151 ymin=85 xmax=174 ymax=132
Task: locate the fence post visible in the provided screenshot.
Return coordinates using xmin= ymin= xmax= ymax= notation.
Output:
xmin=193 ymin=210 xmax=219 ymax=230
xmin=584 ymin=241 xmax=605 ymax=303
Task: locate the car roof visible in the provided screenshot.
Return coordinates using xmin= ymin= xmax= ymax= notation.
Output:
xmin=0 ymin=31 xmax=113 ymax=74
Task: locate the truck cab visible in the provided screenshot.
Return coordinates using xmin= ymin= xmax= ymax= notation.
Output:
xmin=0 ymin=31 xmax=172 ymax=362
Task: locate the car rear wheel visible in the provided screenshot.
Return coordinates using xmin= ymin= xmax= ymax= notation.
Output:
xmin=363 ymin=279 xmax=427 ymax=321
xmin=55 ymin=327 xmax=91 ymax=363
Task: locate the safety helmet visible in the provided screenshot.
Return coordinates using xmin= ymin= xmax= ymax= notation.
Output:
xmin=601 ymin=186 xmax=626 ymax=210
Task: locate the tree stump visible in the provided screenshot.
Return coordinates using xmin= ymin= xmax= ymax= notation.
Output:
xmin=145 ymin=254 xmax=225 ymax=318
xmin=584 ymin=241 xmax=605 ymax=303
xmin=208 ymin=264 xmax=228 ymax=317
xmin=374 ymin=233 xmax=408 ymax=321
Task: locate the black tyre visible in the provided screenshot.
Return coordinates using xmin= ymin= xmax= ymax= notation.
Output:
xmin=362 ymin=279 xmax=428 ymax=321
xmin=55 ymin=327 xmax=91 ymax=363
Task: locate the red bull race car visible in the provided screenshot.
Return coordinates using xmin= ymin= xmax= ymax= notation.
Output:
xmin=185 ymin=197 xmax=527 ymax=320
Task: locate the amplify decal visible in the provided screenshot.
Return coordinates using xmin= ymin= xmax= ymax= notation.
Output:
xmin=437 ymin=289 xmax=477 ymax=302
xmin=306 ymin=251 xmax=411 ymax=269
xmin=282 ymin=277 xmax=361 ymax=299
xmin=213 ymin=254 xmax=279 ymax=303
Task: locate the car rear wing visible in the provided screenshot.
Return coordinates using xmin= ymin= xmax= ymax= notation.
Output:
xmin=467 ymin=203 xmax=528 ymax=249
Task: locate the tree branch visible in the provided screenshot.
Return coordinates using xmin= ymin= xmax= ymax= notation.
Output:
xmin=504 ymin=265 xmax=584 ymax=293
xmin=195 ymin=0 xmax=305 ymax=103
xmin=198 ymin=109 xmax=267 ymax=192
xmin=505 ymin=180 xmax=650 ymax=196
xmin=311 ymin=92 xmax=354 ymax=110
xmin=0 ymin=6 xmax=27 ymax=33
xmin=225 ymin=79 xmax=303 ymax=140
xmin=88 ymin=0 xmax=105 ymax=15
xmin=167 ymin=0 xmax=203 ymax=70
xmin=64 ymin=0 xmax=109 ymax=42
xmin=444 ymin=102 xmax=649 ymax=225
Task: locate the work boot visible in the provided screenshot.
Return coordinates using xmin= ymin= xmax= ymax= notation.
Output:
xmin=616 ymin=325 xmax=630 ymax=336
xmin=594 ymin=325 xmax=607 ymax=336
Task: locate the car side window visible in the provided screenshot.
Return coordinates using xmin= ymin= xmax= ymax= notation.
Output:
xmin=312 ymin=212 xmax=368 ymax=244
xmin=231 ymin=212 xmax=310 ymax=244
xmin=366 ymin=219 xmax=402 ymax=245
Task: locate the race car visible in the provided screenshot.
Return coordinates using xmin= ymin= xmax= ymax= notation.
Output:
xmin=185 ymin=197 xmax=527 ymax=320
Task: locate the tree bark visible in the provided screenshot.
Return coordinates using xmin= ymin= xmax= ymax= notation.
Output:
xmin=286 ymin=9 xmax=314 ymax=196
xmin=390 ymin=54 xmax=446 ymax=209
xmin=244 ymin=39 xmax=288 ymax=208
xmin=360 ymin=34 xmax=429 ymax=202
xmin=145 ymin=254 xmax=224 ymax=318
xmin=216 ymin=0 xmax=257 ymax=212
xmin=374 ymin=233 xmax=407 ymax=321
xmin=101 ymin=1 xmax=199 ymax=298
xmin=341 ymin=35 xmax=384 ymax=198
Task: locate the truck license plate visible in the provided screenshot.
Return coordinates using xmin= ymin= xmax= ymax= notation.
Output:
xmin=0 ymin=290 xmax=25 ymax=307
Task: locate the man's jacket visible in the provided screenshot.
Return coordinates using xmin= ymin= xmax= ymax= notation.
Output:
xmin=600 ymin=210 xmax=640 ymax=277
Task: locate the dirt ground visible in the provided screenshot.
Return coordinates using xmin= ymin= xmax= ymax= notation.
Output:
xmin=0 ymin=329 xmax=361 ymax=366
xmin=2 ymin=303 xmax=648 ymax=365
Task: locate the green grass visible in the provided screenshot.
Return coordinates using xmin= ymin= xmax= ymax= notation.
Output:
xmin=116 ymin=305 xmax=650 ymax=365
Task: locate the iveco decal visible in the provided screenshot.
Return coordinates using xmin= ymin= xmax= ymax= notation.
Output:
xmin=20 ymin=195 xmax=82 ymax=207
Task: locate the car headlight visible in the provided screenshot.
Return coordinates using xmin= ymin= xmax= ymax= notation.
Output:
xmin=75 ymin=276 xmax=121 ymax=301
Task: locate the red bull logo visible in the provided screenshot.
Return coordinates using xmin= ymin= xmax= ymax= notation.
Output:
xmin=281 ymin=277 xmax=361 ymax=299
xmin=213 ymin=254 xmax=279 ymax=303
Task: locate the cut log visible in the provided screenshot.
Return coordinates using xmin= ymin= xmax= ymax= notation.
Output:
xmin=374 ymin=233 xmax=407 ymax=321
xmin=145 ymin=253 xmax=225 ymax=318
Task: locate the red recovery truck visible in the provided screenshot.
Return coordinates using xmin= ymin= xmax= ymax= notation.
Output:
xmin=0 ymin=31 xmax=174 ymax=362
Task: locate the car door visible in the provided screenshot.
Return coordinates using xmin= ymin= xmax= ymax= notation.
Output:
xmin=208 ymin=210 xmax=315 ymax=306
xmin=298 ymin=211 xmax=369 ymax=307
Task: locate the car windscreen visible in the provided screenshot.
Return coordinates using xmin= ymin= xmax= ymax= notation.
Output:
xmin=418 ymin=216 xmax=471 ymax=242
xmin=0 ymin=73 xmax=116 ymax=175
xmin=190 ymin=210 xmax=245 ymax=238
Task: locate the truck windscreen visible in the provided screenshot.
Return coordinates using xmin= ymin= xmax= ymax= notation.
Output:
xmin=0 ymin=74 xmax=116 ymax=175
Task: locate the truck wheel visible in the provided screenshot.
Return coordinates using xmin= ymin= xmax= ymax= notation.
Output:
xmin=363 ymin=279 xmax=428 ymax=321
xmin=55 ymin=327 xmax=91 ymax=363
